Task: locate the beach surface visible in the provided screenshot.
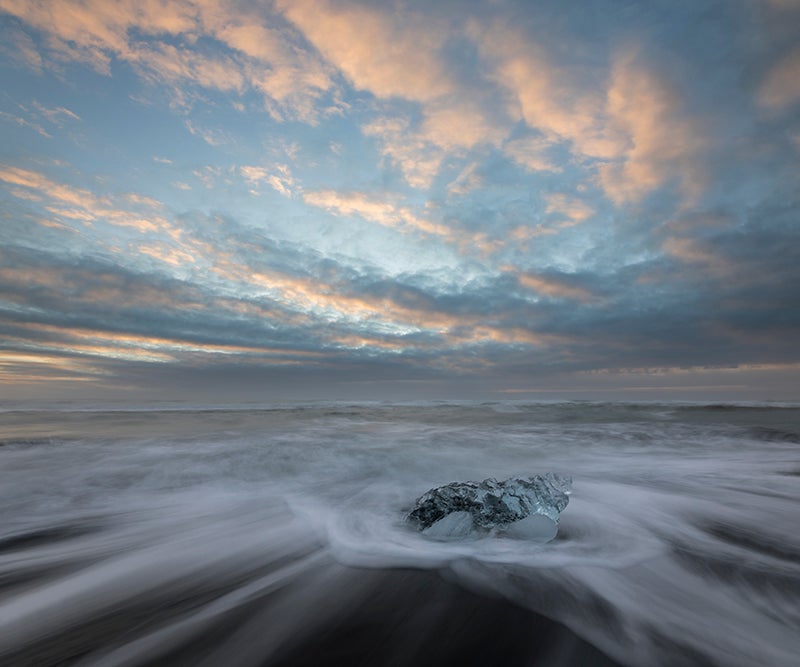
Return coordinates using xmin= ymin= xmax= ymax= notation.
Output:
xmin=1 ymin=402 xmax=798 ymax=666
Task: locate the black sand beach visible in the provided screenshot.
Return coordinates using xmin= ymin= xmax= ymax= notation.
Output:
xmin=1 ymin=402 xmax=798 ymax=666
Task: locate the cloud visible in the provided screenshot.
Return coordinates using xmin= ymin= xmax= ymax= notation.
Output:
xmin=184 ymin=119 xmax=232 ymax=146
xmin=0 ymin=165 xmax=170 ymax=233
xmin=515 ymin=271 xmax=595 ymax=303
xmin=240 ymin=164 xmax=296 ymax=198
xmin=0 ymin=0 xmax=336 ymax=121
xmin=361 ymin=116 xmax=445 ymax=190
xmin=215 ymin=22 xmax=286 ymax=63
xmin=660 ymin=237 xmax=731 ymax=281
xmin=3 ymin=179 xmax=800 ymax=394
xmin=543 ymin=193 xmax=595 ymax=226
xmin=504 ymin=135 xmax=562 ymax=173
xmin=2 ymin=210 xmax=589 ymax=385
xmin=759 ymin=46 xmax=800 ymax=111
xmin=0 ymin=26 xmax=43 ymax=72
xmin=1 ymin=0 xmax=799 ymax=398
xmin=362 ymin=101 xmax=507 ymax=190
xmin=276 ymin=0 xmax=453 ymax=103
xmin=0 ymin=111 xmax=51 ymax=138
xmin=473 ymin=22 xmax=713 ymax=207
xmin=473 ymin=18 xmax=619 ymax=161
xmin=0 ymin=100 xmax=80 ymax=142
xmin=31 ymin=101 xmax=80 ymax=123
xmin=137 ymin=243 xmax=197 ymax=268
xmin=240 ymin=166 xmax=269 ymax=191
xmin=276 ymin=1 xmax=511 ymax=188
xmin=0 ymin=239 xmax=493 ymax=382
xmin=303 ymin=189 xmax=450 ymax=237
xmin=597 ymin=46 xmax=707 ymax=205
xmin=447 ymin=161 xmax=483 ymax=196
xmin=1 ymin=166 xmax=100 ymax=211
xmin=130 ymin=42 xmax=246 ymax=95
xmin=420 ymin=102 xmax=504 ymax=152
xmin=266 ymin=167 xmax=296 ymax=198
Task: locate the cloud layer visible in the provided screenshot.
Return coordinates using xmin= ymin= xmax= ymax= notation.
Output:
xmin=1 ymin=0 xmax=799 ymax=400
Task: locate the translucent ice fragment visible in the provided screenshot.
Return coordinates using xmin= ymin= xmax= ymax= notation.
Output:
xmin=408 ymin=474 xmax=571 ymax=535
xmin=422 ymin=511 xmax=474 ymax=540
xmin=501 ymin=513 xmax=558 ymax=542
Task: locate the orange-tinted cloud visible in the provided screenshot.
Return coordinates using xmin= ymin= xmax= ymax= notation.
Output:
xmin=0 ymin=0 xmax=335 ymax=121
xmin=361 ymin=116 xmax=446 ymax=189
xmin=240 ymin=164 xmax=296 ymax=198
xmin=303 ymin=189 xmax=449 ymax=237
xmin=544 ymin=193 xmax=595 ymax=226
xmin=276 ymin=0 xmax=452 ymax=103
xmin=0 ymin=165 xmax=171 ymax=233
xmin=473 ymin=19 xmax=620 ymax=160
xmin=598 ymin=46 xmax=706 ymax=205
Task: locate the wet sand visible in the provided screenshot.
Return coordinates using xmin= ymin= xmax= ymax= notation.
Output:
xmin=4 ymin=562 xmax=622 ymax=667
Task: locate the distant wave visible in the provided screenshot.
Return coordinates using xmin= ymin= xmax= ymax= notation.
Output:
xmin=1 ymin=398 xmax=799 ymax=414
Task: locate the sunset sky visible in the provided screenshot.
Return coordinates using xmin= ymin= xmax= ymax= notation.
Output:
xmin=1 ymin=0 xmax=799 ymax=402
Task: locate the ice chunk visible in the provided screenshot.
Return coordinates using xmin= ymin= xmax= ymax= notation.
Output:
xmin=501 ymin=513 xmax=558 ymax=541
xmin=408 ymin=474 xmax=571 ymax=538
xmin=422 ymin=511 xmax=474 ymax=540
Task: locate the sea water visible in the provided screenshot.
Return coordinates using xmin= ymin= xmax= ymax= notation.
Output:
xmin=0 ymin=401 xmax=798 ymax=666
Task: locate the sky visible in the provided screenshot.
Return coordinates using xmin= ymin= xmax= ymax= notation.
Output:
xmin=1 ymin=0 xmax=799 ymax=403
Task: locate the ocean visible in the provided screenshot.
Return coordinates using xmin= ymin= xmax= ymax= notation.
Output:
xmin=0 ymin=401 xmax=798 ymax=666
